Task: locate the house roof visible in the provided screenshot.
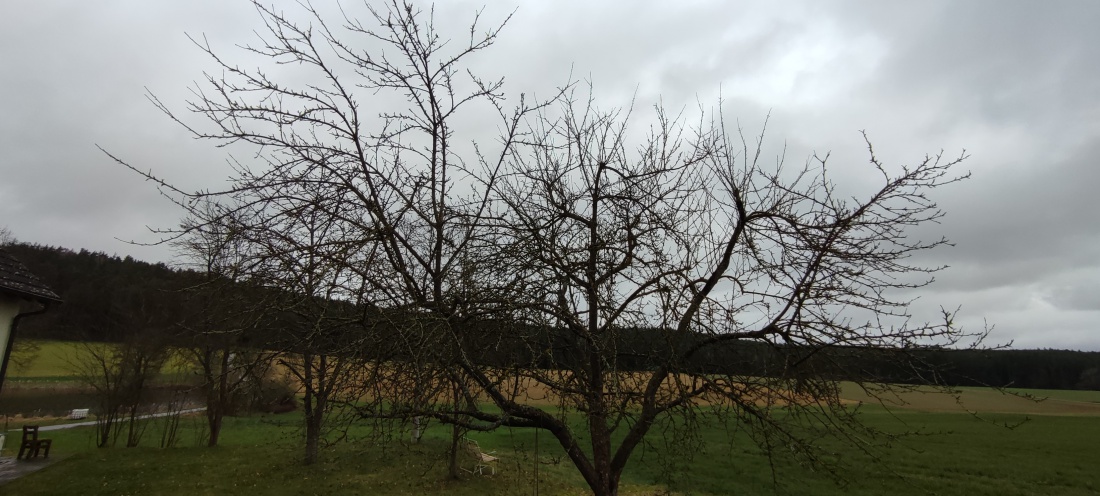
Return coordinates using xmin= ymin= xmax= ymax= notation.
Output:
xmin=0 ymin=246 xmax=61 ymax=303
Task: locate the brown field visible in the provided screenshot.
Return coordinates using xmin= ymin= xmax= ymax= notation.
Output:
xmin=840 ymin=382 xmax=1100 ymax=415
xmin=272 ymin=356 xmax=1100 ymax=415
xmin=12 ymin=343 xmax=1100 ymax=417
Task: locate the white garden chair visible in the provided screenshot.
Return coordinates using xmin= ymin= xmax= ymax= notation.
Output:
xmin=463 ymin=437 xmax=499 ymax=475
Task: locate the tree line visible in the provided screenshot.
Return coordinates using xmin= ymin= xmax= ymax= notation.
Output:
xmin=9 ymin=242 xmax=1098 ymax=392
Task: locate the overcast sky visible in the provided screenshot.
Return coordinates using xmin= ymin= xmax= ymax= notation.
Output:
xmin=2 ymin=0 xmax=1097 ymax=350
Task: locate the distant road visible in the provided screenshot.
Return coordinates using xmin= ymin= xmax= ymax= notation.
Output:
xmin=8 ymin=408 xmax=206 ymax=432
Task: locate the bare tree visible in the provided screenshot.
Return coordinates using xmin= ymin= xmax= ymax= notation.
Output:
xmin=463 ymin=95 xmax=976 ymax=494
xmin=106 ymin=0 xmax=553 ymax=463
xmin=70 ymin=337 xmax=167 ymax=448
xmin=108 ymin=1 xmax=977 ymax=494
xmin=175 ymin=203 xmax=278 ymax=447
xmin=188 ymin=194 xmax=381 ymax=464
xmin=266 ymin=231 xmax=369 ymax=466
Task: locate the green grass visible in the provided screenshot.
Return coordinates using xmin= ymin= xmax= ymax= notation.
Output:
xmin=5 ymin=347 xmax=1099 ymax=494
xmin=6 ymin=340 xmax=85 ymax=379
xmin=7 ymin=340 xmax=199 ymax=382
xmin=4 ymin=403 xmax=1100 ymax=495
xmin=1 ymin=415 xmax=584 ymax=496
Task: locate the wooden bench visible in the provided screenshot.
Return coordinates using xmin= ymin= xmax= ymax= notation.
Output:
xmin=463 ymin=437 xmax=499 ymax=475
xmin=17 ymin=425 xmax=52 ymax=459
xmin=70 ymin=408 xmax=90 ymax=420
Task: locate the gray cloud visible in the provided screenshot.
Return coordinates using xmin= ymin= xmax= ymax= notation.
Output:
xmin=1 ymin=0 xmax=1097 ymax=349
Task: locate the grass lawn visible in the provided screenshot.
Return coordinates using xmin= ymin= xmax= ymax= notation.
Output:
xmin=4 ymin=344 xmax=1098 ymax=494
xmin=3 ymin=403 xmax=1099 ymax=495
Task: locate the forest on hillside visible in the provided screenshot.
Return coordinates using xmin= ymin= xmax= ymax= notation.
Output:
xmin=6 ymin=242 xmax=1100 ymax=391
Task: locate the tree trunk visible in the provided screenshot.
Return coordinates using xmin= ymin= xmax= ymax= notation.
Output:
xmin=547 ymin=425 xmax=623 ymax=496
xmin=302 ymin=353 xmax=324 ymax=465
xmin=449 ymin=423 xmax=462 ymax=479
xmin=96 ymin=408 xmax=115 ymax=448
xmin=207 ymin=407 xmax=223 ymax=447
xmin=126 ymin=403 xmax=140 ymax=447
xmin=588 ymin=419 xmax=620 ymax=496
xmin=304 ymin=416 xmax=320 ymax=465
xmin=207 ymin=349 xmax=230 ymax=447
xmin=448 ymin=383 xmax=465 ymax=478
